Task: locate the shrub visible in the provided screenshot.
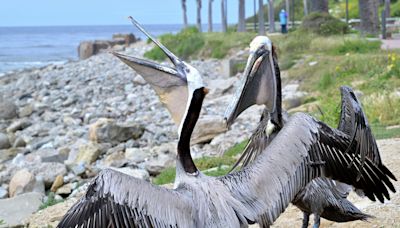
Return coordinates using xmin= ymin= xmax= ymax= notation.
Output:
xmin=144 ymin=27 xmax=205 ymax=61
xmin=301 ymin=12 xmax=348 ymax=36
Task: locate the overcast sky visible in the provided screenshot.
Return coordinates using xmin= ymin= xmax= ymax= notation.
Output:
xmin=1 ymin=0 xmax=261 ymax=27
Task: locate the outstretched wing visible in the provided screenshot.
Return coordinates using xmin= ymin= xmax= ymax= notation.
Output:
xmin=339 ymin=86 xmax=396 ymax=180
xmin=219 ymin=113 xmax=396 ymax=227
xmin=229 ymin=109 xmax=269 ymax=172
xmin=58 ymin=169 xmax=196 ymax=228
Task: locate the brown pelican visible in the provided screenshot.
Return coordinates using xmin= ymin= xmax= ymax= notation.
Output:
xmin=57 ymin=20 xmax=396 ymax=228
xmin=224 ymin=36 xmax=396 ymax=227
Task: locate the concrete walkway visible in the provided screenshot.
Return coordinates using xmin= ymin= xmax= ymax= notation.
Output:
xmin=381 ymin=33 xmax=400 ymax=50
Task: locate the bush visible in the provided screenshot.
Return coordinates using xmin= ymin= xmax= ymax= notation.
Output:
xmin=301 ymin=12 xmax=348 ymax=36
xmin=144 ymin=27 xmax=205 ymax=61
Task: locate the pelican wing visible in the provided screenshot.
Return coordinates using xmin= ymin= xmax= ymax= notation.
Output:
xmin=229 ymin=110 xmax=269 ymax=172
xmin=219 ymin=113 xmax=395 ymax=227
xmin=339 ymin=86 xmax=396 ymax=180
xmin=58 ymin=169 xmax=196 ymax=228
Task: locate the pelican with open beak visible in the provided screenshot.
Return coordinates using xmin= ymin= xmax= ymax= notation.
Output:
xmin=225 ymin=36 xmax=278 ymax=128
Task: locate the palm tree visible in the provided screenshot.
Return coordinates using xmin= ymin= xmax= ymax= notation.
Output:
xmin=221 ymin=0 xmax=228 ymax=32
xmin=238 ymin=0 xmax=246 ymax=32
xmin=310 ymin=0 xmax=329 ymax=13
xmin=196 ymin=0 xmax=202 ymax=32
xmin=258 ymin=0 xmax=265 ymax=35
xmin=208 ymin=0 xmax=214 ymax=32
xmin=303 ymin=0 xmax=309 ymax=16
xmin=182 ymin=0 xmax=188 ymax=28
xmin=268 ymin=0 xmax=275 ymax=33
xmin=358 ymin=0 xmax=379 ymax=35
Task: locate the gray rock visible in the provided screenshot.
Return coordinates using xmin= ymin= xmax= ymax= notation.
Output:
xmin=102 ymin=151 xmax=126 ymax=168
xmin=6 ymin=119 xmax=32 ymax=133
xmin=70 ymin=162 xmax=86 ymax=176
xmin=13 ymin=136 xmax=26 ymax=148
xmin=145 ymin=143 xmax=175 ymax=175
xmin=0 ymin=187 xmax=7 ymax=199
xmin=125 ymin=147 xmax=148 ymax=163
xmin=18 ymin=104 xmax=33 ymax=117
xmin=191 ymin=116 xmax=227 ymax=145
xmin=0 ymin=133 xmax=10 ymax=149
xmin=0 ymin=192 xmax=43 ymax=227
xmin=0 ymin=99 xmax=17 ymax=120
xmin=89 ymin=118 xmax=144 ymax=144
xmin=8 ymin=169 xmax=45 ymax=197
xmin=31 ymin=163 xmax=67 ymax=187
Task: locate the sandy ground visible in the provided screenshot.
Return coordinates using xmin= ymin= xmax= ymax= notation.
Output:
xmin=268 ymin=138 xmax=400 ymax=228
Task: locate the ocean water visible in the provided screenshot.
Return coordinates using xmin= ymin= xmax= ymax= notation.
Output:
xmin=0 ymin=24 xmax=185 ymax=74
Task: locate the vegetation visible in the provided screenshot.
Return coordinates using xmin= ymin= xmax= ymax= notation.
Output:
xmin=300 ymin=12 xmax=348 ymax=36
xmin=144 ymin=27 xmax=255 ymax=61
xmin=0 ymin=219 xmax=4 ymax=225
xmin=39 ymin=192 xmax=64 ymax=210
xmin=153 ymin=140 xmax=248 ymax=185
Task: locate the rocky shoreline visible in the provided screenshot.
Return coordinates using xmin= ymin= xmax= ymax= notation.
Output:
xmin=0 ymin=40 xmax=310 ymax=227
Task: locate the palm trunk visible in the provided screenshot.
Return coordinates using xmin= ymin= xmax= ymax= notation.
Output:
xmin=221 ymin=0 xmax=228 ymax=32
xmin=358 ymin=0 xmax=379 ymax=35
xmin=258 ymin=0 xmax=265 ymax=35
xmin=303 ymin=0 xmax=308 ymax=16
xmin=268 ymin=0 xmax=275 ymax=33
xmin=182 ymin=0 xmax=188 ymax=28
xmin=238 ymin=0 xmax=246 ymax=32
xmin=208 ymin=0 xmax=213 ymax=32
xmin=310 ymin=0 xmax=329 ymax=13
xmin=285 ymin=0 xmax=290 ymax=28
xmin=197 ymin=0 xmax=202 ymax=32
xmin=384 ymin=0 xmax=390 ymax=17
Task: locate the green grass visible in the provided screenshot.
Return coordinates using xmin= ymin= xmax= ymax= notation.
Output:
xmin=144 ymin=28 xmax=255 ymax=61
xmin=153 ymin=140 xmax=248 ymax=185
xmin=39 ymin=192 xmax=64 ymax=210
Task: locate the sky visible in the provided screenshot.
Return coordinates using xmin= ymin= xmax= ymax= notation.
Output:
xmin=0 ymin=0 xmax=260 ymax=27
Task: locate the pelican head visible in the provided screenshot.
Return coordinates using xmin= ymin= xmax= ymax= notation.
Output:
xmin=113 ymin=17 xmax=208 ymax=174
xmin=224 ymin=36 xmax=277 ymax=127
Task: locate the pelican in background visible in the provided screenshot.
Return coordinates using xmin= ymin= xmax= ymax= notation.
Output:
xmin=224 ymin=36 xmax=396 ymax=227
xmin=58 ymin=19 xmax=396 ymax=228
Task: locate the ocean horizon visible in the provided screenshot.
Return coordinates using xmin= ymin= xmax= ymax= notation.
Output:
xmin=0 ymin=24 xmax=222 ymax=74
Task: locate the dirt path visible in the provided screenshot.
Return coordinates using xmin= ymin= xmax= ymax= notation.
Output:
xmin=269 ymin=138 xmax=400 ymax=228
xmin=381 ymin=38 xmax=400 ymax=50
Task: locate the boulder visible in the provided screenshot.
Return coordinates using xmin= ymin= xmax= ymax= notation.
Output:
xmin=31 ymin=163 xmax=67 ymax=188
xmin=9 ymin=169 xmax=45 ymax=197
xmin=102 ymin=151 xmax=126 ymax=168
xmin=0 ymin=133 xmax=10 ymax=149
xmin=6 ymin=119 xmax=32 ymax=133
xmin=0 ymin=99 xmax=17 ymax=120
xmin=89 ymin=118 xmax=144 ymax=144
xmin=0 ymin=186 xmax=7 ymax=199
xmin=0 ymin=192 xmax=43 ymax=227
xmin=112 ymin=33 xmax=137 ymax=46
xmin=125 ymin=147 xmax=148 ymax=163
xmin=75 ymin=142 xmax=101 ymax=165
xmin=145 ymin=143 xmax=175 ymax=175
xmin=191 ymin=116 xmax=227 ymax=145
xmin=18 ymin=104 xmax=33 ymax=117
xmin=78 ymin=41 xmax=94 ymax=60
xmin=50 ymin=175 xmax=64 ymax=192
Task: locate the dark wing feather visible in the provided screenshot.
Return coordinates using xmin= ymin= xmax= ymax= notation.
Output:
xmin=219 ymin=113 xmax=396 ymax=227
xmin=229 ymin=109 xmax=269 ymax=172
xmin=339 ymin=86 xmax=396 ymax=180
xmin=58 ymin=169 xmax=196 ymax=228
